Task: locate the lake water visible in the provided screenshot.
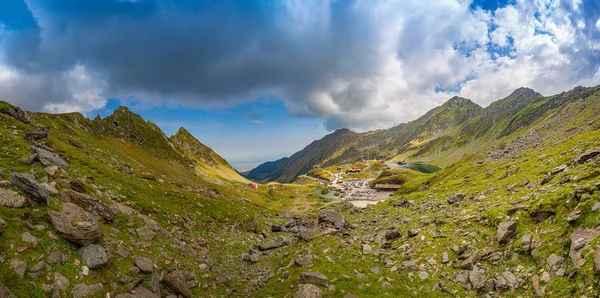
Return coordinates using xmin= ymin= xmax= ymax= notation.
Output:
xmin=386 ymin=162 xmax=441 ymax=173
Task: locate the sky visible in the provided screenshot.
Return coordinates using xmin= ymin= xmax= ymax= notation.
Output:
xmin=0 ymin=0 xmax=599 ymax=171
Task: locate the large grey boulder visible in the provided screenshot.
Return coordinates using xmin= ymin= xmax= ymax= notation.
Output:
xmin=317 ymin=210 xmax=348 ymax=230
xmin=48 ymin=203 xmax=102 ymax=246
xmin=0 ymin=188 xmax=27 ymax=208
xmin=78 ymin=244 xmax=108 ymax=269
xmin=61 ymin=189 xmax=116 ymax=222
xmin=496 ymin=221 xmax=517 ymax=244
xmin=299 ymin=272 xmax=329 ymax=285
xmin=33 ymin=147 xmax=69 ymax=170
xmin=293 ymin=284 xmax=322 ymax=298
xmin=11 ymin=173 xmax=49 ymax=206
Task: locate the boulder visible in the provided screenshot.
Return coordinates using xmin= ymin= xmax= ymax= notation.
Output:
xmin=0 ymin=105 xmax=30 ymax=123
xmin=20 ymin=232 xmax=40 ymax=247
xmin=299 ymin=272 xmax=329 ymax=285
xmin=48 ymin=203 xmax=102 ymax=246
xmin=163 ymin=270 xmax=192 ymax=298
xmin=135 ymin=257 xmax=154 ymax=273
xmin=271 ymin=224 xmax=283 ymax=232
xmin=294 ymin=255 xmax=313 ymax=267
xmin=61 ymin=189 xmax=116 ymax=222
xmin=468 ymin=265 xmax=489 ymax=292
xmin=0 ymin=188 xmax=27 ymax=208
xmin=135 ymin=226 xmax=156 ymax=241
xmin=407 ymin=228 xmax=419 ymax=237
xmin=447 ymin=193 xmax=465 ymax=204
xmin=9 ymin=258 xmax=26 ymax=279
xmin=576 ymin=149 xmax=600 ymax=164
xmin=293 ymin=284 xmax=322 ymax=298
xmin=71 ymin=283 xmax=103 ymax=298
xmin=546 ymin=254 xmax=565 ymax=277
xmin=495 ymin=271 xmax=518 ymax=291
xmin=497 ymin=221 xmax=517 ymax=244
xmin=385 ymin=229 xmax=402 ymax=240
xmin=24 ymin=130 xmax=48 ymax=142
xmin=569 ymin=228 xmax=600 ymax=268
xmin=521 ymin=234 xmax=532 ymax=251
xmin=33 ymin=147 xmax=69 ymax=170
xmin=78 ymin=244 xmax=108 ymax=269
xmin=317 ymin=210 xmax=348 ymax=230
xmin=530 ymin=210 xmax=555 ymax=223
xmin=258 ymin=239 xmax=289 ymax=251
xmin=11 ymin=173 xmax=49 ymax=206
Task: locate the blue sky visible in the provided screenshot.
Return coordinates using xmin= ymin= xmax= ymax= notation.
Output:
xmin=0 ymin=0 xmax=599 ymax=170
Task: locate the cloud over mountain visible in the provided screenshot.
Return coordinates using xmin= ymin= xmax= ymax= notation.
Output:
xmin=0 ymin=0 xmax=599 ymax=130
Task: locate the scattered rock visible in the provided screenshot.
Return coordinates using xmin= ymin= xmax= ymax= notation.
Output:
xmin=47 ymin=251 xmax=66 ymax=265
xmin=0 ymin=217 xmax=6 ymax=228
xmin=24 ymin=129 xmax=48 ymax=142
xmin=294 ymin=255 xmax=313 ymax=267
xmin=0 ymin=281 xmax=16 ymax=298
xmin=576 ymin=149 xmax=600 ymax=164
xmin=532 ymin=274 xmax=544 ymax=296
xmin=418 ymin=271 xmax=429 ymax=279
xmin=546 ymin=254 xmax=566 ymax=277
xmin=594 ymin=248 xmax=600 ymax=272
xmin=362 ymin=244 xmax=373 ymax=255
xmin=78 ymin=244 xmax=108 ymax=269
xmin=497 ymin=221 xmax=517 ymax=244
xmin=271 ymin=224 xmax=283 ymax=232
xmin=135 ymin=257 xmax=154 ymax=273
xmin=592 ymin=202 xmax=600 ymax=212
xmin=569 ymin=228 xmax=600 ymax=268
xmin=258 ymin=239 xmax=289 ymax=251
xmin=116 ymin=247 xmax=130 ymax=259
xmin=521 ymin=234 xmax=532 ymax=251
xmin=135 ymin=226 xmax=156 ymax=241
xmin=33 ymin=147 xmax=69 ymax=170
xmin=530 ymin=210 xmax=555 ymax=223
xmin=20 ymin=232 xmax=40 ymax=247
xmin=71 ymin=283 xmax=103 ymax=298
xmin=9 ymin=258 xmax=27 ymax=278
xmin=164 ymin=270 xmax=192 ymax=298
xmin=61 ymin=189 xmax=116 ymax=222
xmin=407 ymin=229 xmax=419 ymax=237
xmin=293 ymin=284 xmax=322 ymax=298
xmin=299 ymin=272 xmax=329 ymax=285
xmin=495 ymin=271 xmax=518 ymax=291
xmin=54 ymin=272 xmax=70 ymax=292
xmin=566 ymin=210 xmax=582 ymax=223
xmin=454 ymin=270 xmax=469 ymax=283
xmin=317 ymin=210 xmax=348 ymax=230
xmin=441 ymin=252 xmax=449 ymax=264
xmin=48 ymin=203 xmax=103 ymax=246
xmin=385 ymin=229 xmax=401 ymax=240
xmin=115 ymin=286 xmax=159 ymax=298
xmin=0 ymin=188 xmax=27 ymax=208
xmin=468 ymin=265 xmax=490 ymax=292
xmin=11 ymin=173 xmax=49 ymax=206
xmin=242 ymin=249 xmax=261 ymax=263
xmin=447 ymin=193 xmax=465 ymax=204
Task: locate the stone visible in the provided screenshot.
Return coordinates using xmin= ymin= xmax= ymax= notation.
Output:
xmin=299 ymin=272 xmax=329 ymax=285
xmin=592 ymin=202 xmax=600 ymax=212
xmin=418 ymin=271 xmax=429 ymax=279
xmin=454 ymin=270 xmax=469 ymax=283
xmin=47 ymin=251 xmax=66 ymax=265
xmin=78 ymin=244 xmax=108 ymax=269
xmin=20 ymin=232 xmax=40 ymax=247
xmin=24 ymin=129 xmax=48 ymax=142
xmin=569 ymin=228 xmax=600 ymax=269
xmin=496 ymin=271 xmax=518 ymax=291
xmin=293 ymin=284 xmax=323 ymax=298
xmin=530 ymin=210 xmax=555 ymax=222
xmin=468 ymin=265 xmax=489 ymax=292
xmin=317 ymin=210 xmax=348 ymax=230
xmin=532 ymin=274 xmax=544 ymax=296
xmin=242 ymin=249 xmax=261 ymax=263
xmin=447 ymin=193 xmax=465 ymax=204
xmin=116 ymin=247 xmax=130 ymax=259
xmin=407 ymin=228 xmax=419 ymax=237
xmin=594 ymin=248 xmax=600 ymax=272
xmin=54 ymin=272 xmax=70 ymax=291
xmin=576 ymin=149 xmax=600 ymax=164
xmin=135 ymin=226 xmax=156 ymax=241
xmin=41 ymin=183 xmax=58 ymax=196
xmin=298 ymin=227 xmax=337 ymax=241
xmin=71 ymin=283 xmax=103 ymax=298
xmin=164 ymin=270 xmax=192 ymax=298
xmin=115 ymin=286 xmax=159 ymax=298
xmin=9 ymin=258 xmax=26 ymax=278
xmin=48 ymin=203 xmax=102 ymax=246
xmin=362 ymin=244 xmax=373 ymax=255
xmin=566 ymin=210 xmax=582 ymax=223
xmin=11 ymin=173 xmax=49 ymax=205
xmin=0 ymin=188 xmax=27 ymax=208
xmin=0 ymin=217 xmax=6 ymax=228
xmin=546 ymin=254 xmax=565 ymax=277
xmin=370 ymin=266 xmax=380 ymax=274
xmin=497 ymin=221 xmax=517 ymax=244
xmin=61 ymin=189 xmax=116 ymax=222
xmin=28 ymin=261 xmax=46 ymax=277
xmin=33 ymin=147 xmax=69 ymax=170
xmin=442 ymin=252 xmax=449 ymax=264
xmin=294 ymin=255 xmax=313 ymax=267
xmin=151 ymin=272 xmax=160 ymax=295
xmin=45 ymin=165 xmax=58 ymax=176
xmin=135 ymin=257 xmax=154 ymax=273
xmin=271 ymin=224 xmax=283 ymax=232
xmin=459 ymin=251 xmax=481 ymax=270
xmin=258 ymin=239 xmax=289 ymax=251
xmin=385 ymin=229 xmax=401 ymax=240
xmin=521 ymin=233 xmax=532 ymax=251
xmin=0 ymin=281 xmax=17 ymax=298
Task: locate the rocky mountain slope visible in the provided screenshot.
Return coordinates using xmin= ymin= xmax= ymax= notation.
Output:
xmin=246 ymin=87 xmax=564 ymax=183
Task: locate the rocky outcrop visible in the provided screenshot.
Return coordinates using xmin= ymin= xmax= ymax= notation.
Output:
xmin=11 ymin=173 xmax=49 ymax=206
xmin=61 ymin=189 xmax=116 ymax=222
xmin=48 ymin=203 xmax=102 ymax=246
xmin=0 ymin=105 xmax=30 ymax=123
xmin=24 ymin=129 xmax=48 ymax=142
xmin=576 ymin=149 xmax=600 ymax=164
xmin=447 ymin=193 xmax=465 ymax=204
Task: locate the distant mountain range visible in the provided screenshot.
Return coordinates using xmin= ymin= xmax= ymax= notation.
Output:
xmin=246 ymin=86 xmax=599 ymax=183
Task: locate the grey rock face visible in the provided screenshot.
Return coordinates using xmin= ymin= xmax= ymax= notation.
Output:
xmin=78 ymin=244 xmax=108 ymax=269
xmin=11 ymin=173 xmax=49 ymax=206
xmin=48 ymin=203 xmax=102 ymax=246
